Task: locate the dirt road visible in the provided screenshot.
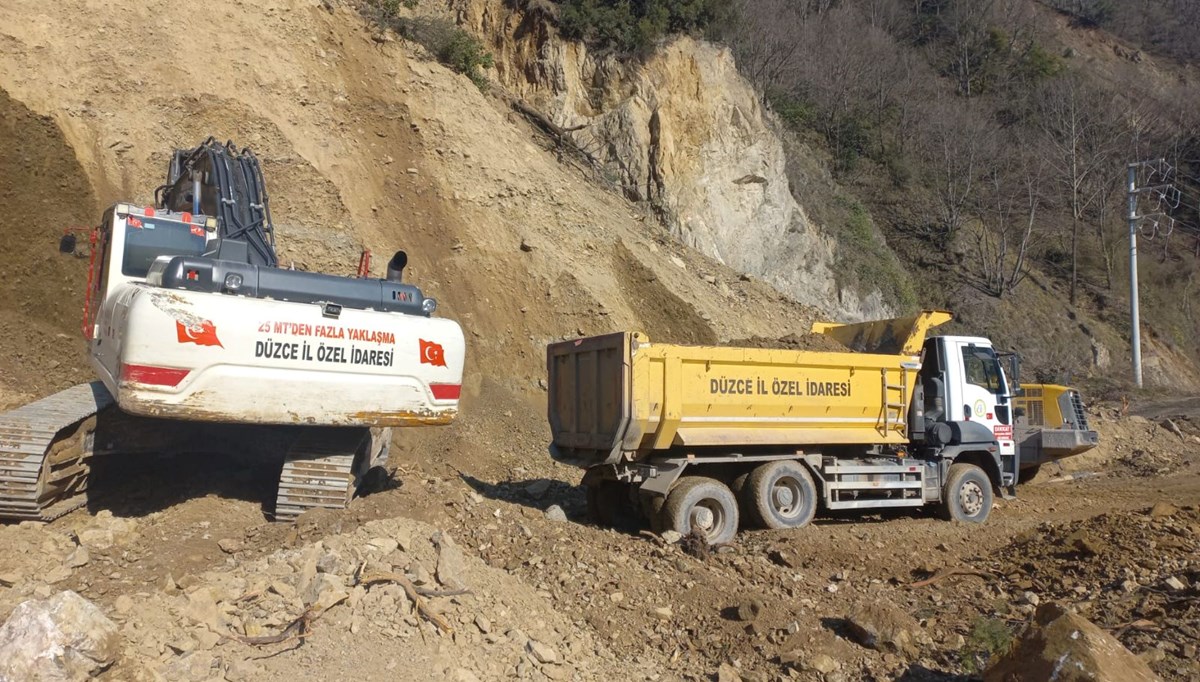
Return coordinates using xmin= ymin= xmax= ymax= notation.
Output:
xmin=0 ymin=407 xmax=1196 ymax=681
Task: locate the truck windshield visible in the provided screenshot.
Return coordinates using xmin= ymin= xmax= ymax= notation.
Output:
xmin=121 ymin=216 xmax=207 ymax=278
xmin=961 ymin=346 xmax=1007 ymax=395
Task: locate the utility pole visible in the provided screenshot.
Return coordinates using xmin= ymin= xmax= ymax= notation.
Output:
xmin=1125 ymin=159 xmax=1177 ymax=389
xmin=1127 ymin=163 xmax=1142 ymax=388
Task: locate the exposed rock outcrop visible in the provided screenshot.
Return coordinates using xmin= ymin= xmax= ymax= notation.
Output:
xmin=457 ymin=0 xmax=889 ymax=320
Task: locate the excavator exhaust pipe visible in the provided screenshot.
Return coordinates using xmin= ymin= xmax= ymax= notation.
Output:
xmin=386 ymin=250 xmax=408 ymax=282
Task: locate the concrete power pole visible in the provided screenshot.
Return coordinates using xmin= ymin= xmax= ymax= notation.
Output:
xmin=1127 ymin=163 xmax=1142 ymax=388
xmin=1126 ymin=159 xmax=1178 ymax=389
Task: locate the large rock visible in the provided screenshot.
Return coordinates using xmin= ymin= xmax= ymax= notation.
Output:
xmin=985 ymin=603 xmax=1161 ymax=682
xmin=460 ymin=1 xmax=891 ymax=321
xmin=844 ymin=600 xmax=926 ymax=656
xmin=0 ymin=590 xmax=121 ymax=681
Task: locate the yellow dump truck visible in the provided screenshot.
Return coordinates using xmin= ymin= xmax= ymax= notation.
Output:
xmin=547 ymin=311 xmax=1034 ymax=544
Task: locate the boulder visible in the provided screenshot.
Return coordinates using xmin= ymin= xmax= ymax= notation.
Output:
xmin=0 ymin=590 xmax=121 ymax=681
xmin=433 ymin=531 xmax=467 ymax=589
xmin=845 ymin=600 xmax=926 ymax=656
xmin=985 ymin=603 xmax=1161 ymax=682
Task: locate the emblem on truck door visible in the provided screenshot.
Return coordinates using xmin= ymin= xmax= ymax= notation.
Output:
xmin=419 ymin=339 xmax=446 ymax=367
xmin=176 ymin=320 xmax=223 ymax=347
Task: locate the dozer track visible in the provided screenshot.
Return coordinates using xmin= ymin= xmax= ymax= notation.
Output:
xmin=0 ymin=383 xmax=114 ymax=521
xmin=273 ymin=427 xmax=370 ymax=522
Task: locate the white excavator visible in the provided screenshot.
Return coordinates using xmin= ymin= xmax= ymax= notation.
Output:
xmin=0 ymin=139 xmax=465 ymax=521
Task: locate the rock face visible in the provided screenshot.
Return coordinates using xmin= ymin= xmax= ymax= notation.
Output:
xmin=459 ymin=1 xmax=889 ymax=320
xmin=985 ymin=603 xmax=1161 ymax=682
xmin=0 ymin=590 xmax=121 ymax=681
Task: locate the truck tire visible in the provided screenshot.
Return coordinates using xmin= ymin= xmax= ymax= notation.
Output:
xmin=586 ymin=480 xmax=625 ymax=527
xmin=940 ymin=463 xmax=993 ymax=523
xmin=639 ymin=491 xmax=666 ymax=533
xmin=744 ymin=461 xmax=817 ymax=530
xmin=662 ymin=477 xmax=739 ymax=546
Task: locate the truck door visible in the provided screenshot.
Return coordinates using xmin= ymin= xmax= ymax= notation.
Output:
xmin=946 ymin=341 xmax=1017 ymax=483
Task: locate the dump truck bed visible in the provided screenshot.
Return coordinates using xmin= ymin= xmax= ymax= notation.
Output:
xmin=548 ymin=331 xmax=926 ymax=468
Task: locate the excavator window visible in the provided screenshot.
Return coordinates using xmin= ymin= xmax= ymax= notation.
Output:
xmin=121 ymin=216 xmax=207 ymax=278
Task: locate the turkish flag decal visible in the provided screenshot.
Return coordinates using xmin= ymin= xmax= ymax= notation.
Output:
xmin=419 ymin=339 xmax=446 ymax=367
xmin=176 ymin=320 xmax=223 ymax=347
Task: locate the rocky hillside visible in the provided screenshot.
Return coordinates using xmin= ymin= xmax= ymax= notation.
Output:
xmin=434 ymin=0 xmax=1200 ymax=392
xmin=0 ymin=0 xmax=830 ymax=479
xmin=456 ymin=0 xmax=896 ymax=321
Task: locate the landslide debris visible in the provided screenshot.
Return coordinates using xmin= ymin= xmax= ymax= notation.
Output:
xmin=985 ymin=603 xmax=1162 ymax=682
xmin=980 ymin=505 xmax=1199 ymax=680
xmin=726 ymin=333 xmax=848 ymax=352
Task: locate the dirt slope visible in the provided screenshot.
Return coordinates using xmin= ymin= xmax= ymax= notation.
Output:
xmin=0 ymin=0 xmax=819 ymax=476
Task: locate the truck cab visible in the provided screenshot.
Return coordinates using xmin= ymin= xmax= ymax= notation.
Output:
xmin=918 ymin=336 xmax=1018 ymax=488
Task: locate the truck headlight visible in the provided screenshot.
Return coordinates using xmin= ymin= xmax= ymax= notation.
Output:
xmin=223 ymin=273 xmax=243 ymax=292
xmin=421 ymin=297 xmax=437 ymax=315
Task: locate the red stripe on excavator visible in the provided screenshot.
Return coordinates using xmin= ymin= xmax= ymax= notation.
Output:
xmin=121 ymin=364 xmax=191 ymax=387
xmin=430 ymin=384 xmax=461 ymax=400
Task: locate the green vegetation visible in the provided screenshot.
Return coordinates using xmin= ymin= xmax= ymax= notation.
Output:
xmin=833 ymin=197 xmax=917 ymax=312
xmin=961 ymin=617 xmax=1014 ymax=674
xmin=377 ymin=0 xmax=418 ymax=19
xmin=363 ymin=1 xmax=494 ymax=90
xmin=554 ymin=0 xmax=732 ymax=53
xmin=434 ymin=29 xmax=495 ymax=90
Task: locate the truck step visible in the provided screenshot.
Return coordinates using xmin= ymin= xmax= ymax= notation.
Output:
xmin=824 ymin=480 xmax=923 ymax=491
xmin=825 ymin=498 xmax=924 ymax=510
xmin=821 ymin=463 xmax=922 ymax=475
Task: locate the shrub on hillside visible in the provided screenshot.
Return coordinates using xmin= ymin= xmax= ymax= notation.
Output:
xmin=554 ymin=0 xmax=732 ymax=54
xmin=363 ymin=1 xmax=494 ymax=90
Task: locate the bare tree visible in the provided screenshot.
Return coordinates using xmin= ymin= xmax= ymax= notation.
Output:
xmin=1035 ymin=74 xmax=1125 ymax=305
xmin=918 ymin=99 xmax=996 ymax=247
xmin=971 ymin=143 xmax=1046 ymax=296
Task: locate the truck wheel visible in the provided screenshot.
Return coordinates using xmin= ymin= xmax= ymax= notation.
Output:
xmin=745 ymin=461 xmax=817 ymax=530
xmin=940 ymin=463 xmax=993 ymax=523
xmin=639 ymin=491 xmax=666 ymax=533
xmin=586 ymin=480 xmax=625 ymax=527
xmin=662 ymin=477 xmax=739 ymax=546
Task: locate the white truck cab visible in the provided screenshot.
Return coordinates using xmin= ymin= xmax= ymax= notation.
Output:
xmin=920 ymin=335 xmax=1018 ymax=488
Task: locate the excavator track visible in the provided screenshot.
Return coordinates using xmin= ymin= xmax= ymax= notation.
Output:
xmin=0 ymin=383 xmax=114 ymax=521
xmin=272 ymin=427 xmax=370 ymax=522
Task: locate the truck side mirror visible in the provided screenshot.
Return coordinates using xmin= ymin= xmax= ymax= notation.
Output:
xmin=59 ymin=233 xmax=77 ymax=254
